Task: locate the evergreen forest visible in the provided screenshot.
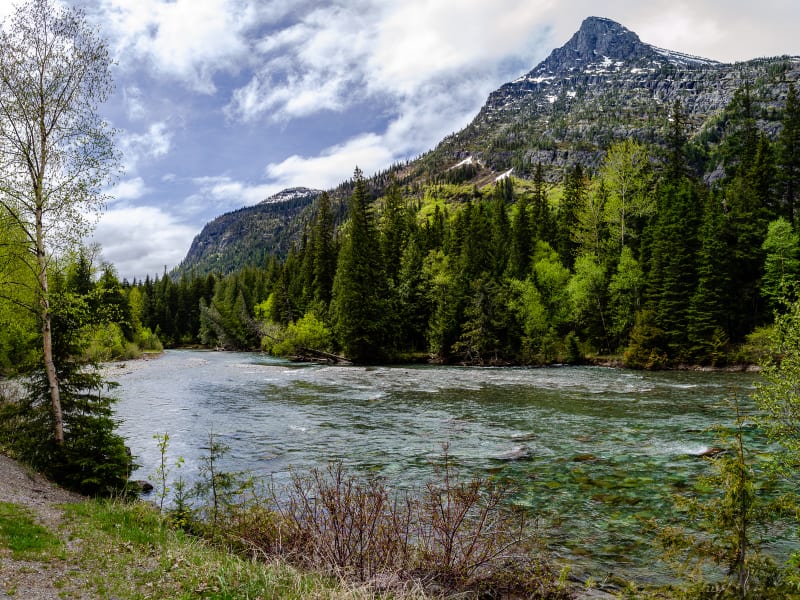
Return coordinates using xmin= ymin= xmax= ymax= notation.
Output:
xmin=8 ymin=85 xmax=788 ymax=369
xmin=3 ymin=86 xmax=800 ymax=372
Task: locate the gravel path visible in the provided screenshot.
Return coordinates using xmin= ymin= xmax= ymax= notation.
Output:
xmin=0 ymin=453 xmax=89 ymax=600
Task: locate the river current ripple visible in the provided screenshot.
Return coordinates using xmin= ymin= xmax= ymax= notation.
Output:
xmin=110 ymin=349 xmax=771 ymax=583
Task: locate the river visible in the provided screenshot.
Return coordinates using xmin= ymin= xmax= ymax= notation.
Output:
xmin=110 ymin=349 xmax=775 ymax=584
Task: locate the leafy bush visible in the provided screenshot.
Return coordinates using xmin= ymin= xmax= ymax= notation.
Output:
xmin=262 ymin=312 xmax=332 ymax=357
xmin=134 ymin=326 xmax=163 ymax=352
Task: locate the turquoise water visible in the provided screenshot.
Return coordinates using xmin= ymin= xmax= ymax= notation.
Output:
xmin=110 ymin=349 xmax=784 ymax=583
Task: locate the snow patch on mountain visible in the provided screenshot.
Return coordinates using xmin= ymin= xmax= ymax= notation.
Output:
xmin=495 ymin=168 xmax=513 ymax=182
xmin=260 ymin=187 xmax=323 ymax=205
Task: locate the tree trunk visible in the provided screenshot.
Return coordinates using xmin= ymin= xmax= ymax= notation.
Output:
xmin=36 ymin=208 xmax=63 ymax=445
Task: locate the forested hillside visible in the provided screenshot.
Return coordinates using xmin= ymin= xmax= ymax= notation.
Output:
xmin=3 ymin=17 xmax=800 ymax=370
xmin=123 ymin=79 xmax=800 ymax=367
xmin=172 ymin=16 xmax=800 ymax=298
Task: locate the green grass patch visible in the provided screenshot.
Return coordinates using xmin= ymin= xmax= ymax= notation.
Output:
xmin=0 ymin=501 xmax=63 ymax=559
xmin=62 ymin=499 xmax=386 ymax=600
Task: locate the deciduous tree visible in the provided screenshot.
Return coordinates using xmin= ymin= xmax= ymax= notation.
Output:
xmin=0 ymin=0 xmax=118 ymax=444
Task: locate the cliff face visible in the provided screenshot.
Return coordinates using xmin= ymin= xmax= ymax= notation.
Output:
xmin=175 ymin=188 xmax=322 ymax=276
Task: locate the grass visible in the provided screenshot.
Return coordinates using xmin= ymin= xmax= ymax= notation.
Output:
xmin=0 ymin=496 xmax=415 ymax=599
xmin=0 ymin=501 xmax=64 ymax=560
xmin=61 ymin=499 xmax=410 ymax=600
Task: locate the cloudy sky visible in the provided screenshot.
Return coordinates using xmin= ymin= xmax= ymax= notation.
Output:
xmin=3 ymin=0 xmax=799 ymax=280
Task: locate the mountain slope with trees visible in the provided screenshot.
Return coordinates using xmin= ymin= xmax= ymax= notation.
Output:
xmin=176 ymin=17 xmax=800 ymax=280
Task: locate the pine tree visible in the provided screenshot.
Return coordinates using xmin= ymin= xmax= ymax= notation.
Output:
xmin=330 ymin=168 xmax=388 ymax=362
xmin=531 ymin=163 xmax=553 ymax=243
xmin=490 ymin=182 xmax=511 ymax=277
xmin=666 ymin=100 xmax=689 ymax=179
xmin=645 ymin=178 xmax=702 ymax=361
xmin=380 ymin=176 xmax=410 ymax=287
xmin=687 ymin=191 xmax=731 ymax=364
xmin=311 ymin=192 xmax=337 ymax=307
xmin=778 ymin=83 xmax=800 ymax=224
xmin=557 ymin=163 xmax=586 ymax=269
xmin=509 ymin=191 xmax=532 ymax=279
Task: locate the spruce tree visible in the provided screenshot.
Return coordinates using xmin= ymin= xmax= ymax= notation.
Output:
xmin=778 ymin=83 xmax=800 ymax=224
xmin=311 ymin=191 xmax=337 ymax=307
xmin=531 ymin=163 xmax=553 ymax=243
xmin=509 ymin=191 xmax=532 ymax=279
xmin=557 ymin=163 xmax=586 ymax=270
xmin=687 ymin=191 xmax=731 ymax=363
xmin=490 ymin=182 xmax=511 ymax=277
xmin=330 ymin=168 xmax=388 ymax=362
xmin=379 ymin=176 xmax=410 ymax=287
xmin=644 ymin=178 xmax=702 ymax=361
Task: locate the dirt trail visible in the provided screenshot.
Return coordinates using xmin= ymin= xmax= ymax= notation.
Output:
xmin=0 ymin=453 xmax=91 ymax=600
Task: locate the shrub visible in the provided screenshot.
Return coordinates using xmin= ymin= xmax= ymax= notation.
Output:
xmin=190 ymin=445 xmax=570 ymax=599
xmin=263 ymin=311 xmax=332 ymax=357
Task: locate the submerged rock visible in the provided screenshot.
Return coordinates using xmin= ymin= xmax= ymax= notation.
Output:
xmin=572 ymin=453 xmax=600 ymax=463
xmin=694 ymin=447 xmax=727 ymax=458
xmin=494 ymin=445 xmax=532 ymax=461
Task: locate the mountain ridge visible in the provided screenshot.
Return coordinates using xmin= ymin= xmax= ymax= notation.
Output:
xmin=175 ymin=16 xmax=800 ymax=277
xmin=174 ymin=187 xmax=323 ymax=276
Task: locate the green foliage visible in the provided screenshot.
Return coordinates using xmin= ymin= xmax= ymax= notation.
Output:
xmin=754 ymin=298 xmax=800 ymax=486
xmin=0 ymin=290 xmax=134 ymax=495
xmin=262 ymin=311 xmax=332 ymax=357
xmin=608 ymin=246 xmax=643 ymax=348
xmin=761 ymin=217 xmax=800 ymax=310
xmin=567 ymin=253 xmax=609 ymax=352
xmin=657 ymin=400 xmax=790 ymax=599
xmin=601 ymin=139 xmax=653 ymax=253
xmin=0 ymin=502 xmax=64 ymax=560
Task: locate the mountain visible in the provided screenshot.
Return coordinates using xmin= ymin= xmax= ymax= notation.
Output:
xmin=176 ymin=16 xmax=800 ymax=276
xmin=174 ymin=187 xmax=322 ymax=277
xmin=419 ymin=16 xmax=798 ymax=177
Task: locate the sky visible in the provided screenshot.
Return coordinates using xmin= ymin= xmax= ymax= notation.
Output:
xmin=2 ymin=1 xmax=800 ymax=281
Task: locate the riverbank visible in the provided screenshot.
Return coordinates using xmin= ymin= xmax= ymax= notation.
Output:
xmin=0 ymin=452 xmax=424 ymax=599
xmin=0 ymin=452 xmax=621 ymax=599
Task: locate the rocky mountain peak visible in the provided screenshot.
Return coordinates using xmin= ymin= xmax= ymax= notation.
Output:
xmin=259 ymin=186 xmax=323 ymax=205
xmin=529 ymin=16 xmax=716 ymax=77
xmin=568 ymin=17 xmax=645 ymax=60
xmin=536 ymin=16 xmax=649 ymax=73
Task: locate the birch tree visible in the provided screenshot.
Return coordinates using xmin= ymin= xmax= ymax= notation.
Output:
xmin=0 ymin=0 xmax=118 ymax=445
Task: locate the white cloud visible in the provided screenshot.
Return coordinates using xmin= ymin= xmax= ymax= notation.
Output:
xmin=122 ymin=86 xmax=147 ymax=120
xmin=119 ymin=122 xmax=172 ymax=174
xmin=265 ymin=133 xmax=395 ymax=190
xmin=92 ymin=206 xmax=197 ymax=281
xmin=108 ymin=177 xmax=150 ymax=202
xmin=191 ymin=175 xmax=278 ymax=207
xmin=225 ymin=0 xmax=557 ymax=124
xmin=98 ymin=0 xmax=255 ymax=93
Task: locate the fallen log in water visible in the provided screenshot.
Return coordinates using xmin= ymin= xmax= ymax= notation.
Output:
xmin=293 ymin=347 xmax=352 ymax=365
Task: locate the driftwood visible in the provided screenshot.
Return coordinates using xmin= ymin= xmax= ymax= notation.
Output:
xmin=293 ymin=347 xmax=352 ymax=365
